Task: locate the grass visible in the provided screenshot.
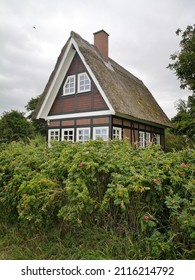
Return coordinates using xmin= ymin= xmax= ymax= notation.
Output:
xmin=0 ymin=222 xmax=138 ymax=260
xmin=1 ymin=222 xmax=194 ymax=260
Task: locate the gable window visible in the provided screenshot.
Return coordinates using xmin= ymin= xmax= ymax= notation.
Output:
xmin=77 ymin=128 xmax=90 ymax=143
xmin=78 ymin=72 xmax=91 ymax=93
xmin=48 ymin=129 xmax=60 ymax=142
xmin=63 ymin=75 xmax=75 ymax=95
xmin=61 ymin=128 xmax=74 ymax=142
xmin=113 ymin=127 xmax=122 ymax=140
xmin=93 ymin=127 xmax=109 ymax=140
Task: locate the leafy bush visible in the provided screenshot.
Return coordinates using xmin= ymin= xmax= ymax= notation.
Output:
xmin=0 ymin=139 xmax=194 ymax=259
xmin=0 ymin=110 xmax=34 ymax=143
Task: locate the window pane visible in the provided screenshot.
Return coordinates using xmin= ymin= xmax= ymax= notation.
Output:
xmin=94 ymin=127 xmax=108 ymax=140
xmin=64 ymin=75 xmax=75 ymax=94
xmin=78 ymin=73 xmax=91 ymax=92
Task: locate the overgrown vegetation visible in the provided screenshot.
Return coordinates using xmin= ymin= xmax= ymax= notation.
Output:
xmin=0 ymin=110 xmax=34 ymax=144
xmin=167 ymin=24 xmax=195 ymax=143
xmin=0 ymin=139 xmax=194 ymax=259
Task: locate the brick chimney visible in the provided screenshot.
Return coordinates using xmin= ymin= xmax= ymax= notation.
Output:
xmin=93 ymin=30 xmax=109 ymax=62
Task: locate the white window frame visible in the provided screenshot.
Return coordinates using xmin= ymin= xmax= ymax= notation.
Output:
xmin=139 ymin=131 xmax=145 ymax=148
xmin=76 ymin=127 xmax=91 ymax=143
xmin=156 ymin=134 xmax=161 ymax=145
xmin=77 ymin=72 xmax=91 ymax=93
xmin=93 ymin=127 xmax=109 ymax=141
xmin=61 ymin=128 xmax=74 ymax=142
xmin=146 ymin=132 xmax=151 ymax=147
xmin=113 ymin=126 xmax=122 ymax=140
xmin=63 ymin=75 xmax=75 ymax=95
xmin=48 ymin=129 xmax=60 ymax=143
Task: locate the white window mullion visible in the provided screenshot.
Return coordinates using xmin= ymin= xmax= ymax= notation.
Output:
xmin=78 ymin=72 xmax=91 ymax=93
xmin=139 ymin=131 xmax=145 ymax=148
xmin=63 ymin=75 xmax=75 ymax=95
xmin=113 ymin=127 xmax=122 ymax=139
xmin=48 ymin=129 xmax=60 ymax=146
xmin=93 ymin=127 xmax=109 ymax=140
xmin=61 ymin=128 xmax=74 ymax=142
xmin=156 ymin=134 xmax=161 ymax=145
xmin=146 ymin=132 xmax=151 ymax=147
xmin=76 ymin=128 xmax=90 ymax=143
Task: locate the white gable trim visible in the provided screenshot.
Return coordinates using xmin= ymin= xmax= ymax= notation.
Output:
xmin=47 ymin=110 xmax=112 ymax=120
xmin=37 ymin=38 xmax=76 ymax=119
xmin=37 ymin=37 xmax=115 ymax=119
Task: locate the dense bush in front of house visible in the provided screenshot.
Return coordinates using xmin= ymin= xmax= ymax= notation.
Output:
xmin=0 ymin=139 xmax=194 ymax=259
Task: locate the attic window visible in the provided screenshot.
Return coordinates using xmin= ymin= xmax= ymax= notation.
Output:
xmin=78 ymin=72 xmax=91 ymax=93
xmin=63 ymin=75 xmax=75 ymax=95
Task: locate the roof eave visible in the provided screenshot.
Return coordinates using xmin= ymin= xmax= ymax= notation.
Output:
xmin=115 ymin=112 xmax=173 ymax=128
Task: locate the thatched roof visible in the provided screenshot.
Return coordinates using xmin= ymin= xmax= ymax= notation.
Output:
xmin=35 ymin=31 xmax=172 ymax=127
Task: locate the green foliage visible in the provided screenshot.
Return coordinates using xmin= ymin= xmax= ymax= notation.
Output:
xmin=0 ymin=140 xmax=195 ymax=259
xmin=167 ymin=25 xmax=195 ymax=143
xmin=25 ymin=95 xmax=47 ymax=135
xmin=165 ymin=129 xmax=192 ymax=151
xmin=0 ymin=110 xmax=34 ymax=144
xmin=171 ymin=94 xmax=195 ymax=140
xmin=167 ymin=24 xmax=195 ymax=93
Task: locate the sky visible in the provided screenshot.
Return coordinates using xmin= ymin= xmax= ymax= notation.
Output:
xmin=0 ymin=0 xmax=194 ymax=119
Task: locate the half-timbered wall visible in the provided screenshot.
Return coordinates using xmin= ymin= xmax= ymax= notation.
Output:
xmin=112 ymin=116 xmax=164 ymax=147
xmin=48 ymin=114 xmax=165 ymax=147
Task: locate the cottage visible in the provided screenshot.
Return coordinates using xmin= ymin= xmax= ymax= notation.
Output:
xmin=35 ymin=30 xmax=172 ymax=147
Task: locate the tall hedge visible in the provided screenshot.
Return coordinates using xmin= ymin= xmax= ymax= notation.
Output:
xmin=0 ymin=140 xmax=194 ymax=258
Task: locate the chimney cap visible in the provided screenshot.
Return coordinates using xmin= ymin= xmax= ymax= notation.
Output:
xmin=93 ymin=30 xmax=109 ymax=36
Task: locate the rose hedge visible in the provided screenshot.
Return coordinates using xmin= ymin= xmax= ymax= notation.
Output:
xmin=0 ymin=140 xmax=194 ymax=258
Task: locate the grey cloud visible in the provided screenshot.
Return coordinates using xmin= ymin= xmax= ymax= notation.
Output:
xmin=0 ymin=0 xmax=194 ymax=118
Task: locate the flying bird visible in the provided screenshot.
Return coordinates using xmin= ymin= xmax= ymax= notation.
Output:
xmin=33 ymin=26 xmax=36 ymax=29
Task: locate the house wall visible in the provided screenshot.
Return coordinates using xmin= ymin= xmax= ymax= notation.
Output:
xmin=48 ymin=53 xmax=108 ymax=116
xmin=48 ymin=116 xmax=110 ymax=142
xmin=47 ymin=53 xmax=165 ymax=147
xmin=48 ymin=115 xmax=165 ymax=147
xmin=112 ymin=116 xmax=165 ymax=147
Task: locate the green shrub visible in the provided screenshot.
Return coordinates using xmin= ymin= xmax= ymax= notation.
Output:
xmin=0 ymin=139 xmax=194 ymax=258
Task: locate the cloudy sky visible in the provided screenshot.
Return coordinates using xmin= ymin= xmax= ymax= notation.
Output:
xmin=0 ymin=0 xmax=194 ymax=119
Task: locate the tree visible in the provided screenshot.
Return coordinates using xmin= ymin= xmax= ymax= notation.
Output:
xmin=167 ymin=25 xmax=195 ymax=145
xmin=25 ymin=95 xmax=47 ymax=136
xmin=0 ymin=110 xmax=34 ymax=143
xmin=171 ymin=94 xmax=195 ymax=140
xmin=25 ymin=95 xmax=41 ymax=119
xmin=167 ymin=24 xmax=195 ymax=93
